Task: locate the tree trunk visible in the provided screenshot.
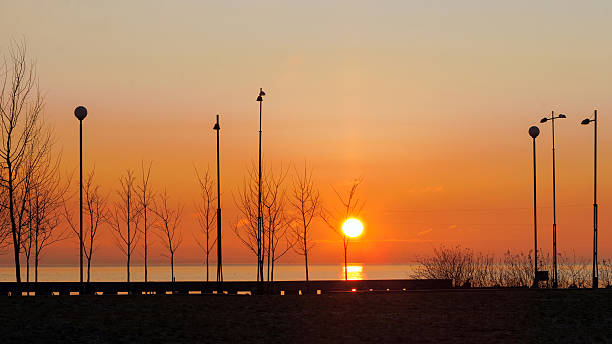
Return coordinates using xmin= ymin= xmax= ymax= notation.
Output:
xmin=127 ymin=252 xmax=131 ymax=283
xmin=87 ymin=258 xmax=91 ymax=283
xmin=206 ymin=229 xmax=209 ymax=282
xmin=25 ymin=255 xmax=30 ymax=284
xmin=8 ymin=165 xmax=22 ymax=283
xmin=171 ymin=252 xmax=174 ymax=282
xmin=305 ymin=248 xmax=309 ymax=282
xmin=144 ymin=210 xmax=148 ymax=283
xmin=35 ymin=252 xmax=39 ymax=283
xmin=344 ymin=237 xmax=348 ymax=281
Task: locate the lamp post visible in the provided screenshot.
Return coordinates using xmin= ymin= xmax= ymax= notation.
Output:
xmin=529 ymin=126 xmax=540 ymax=288
xmin=74 ymin=106 xmax=87 ymax=286
xmin=256 ymin=88 xmax=265 ymax=284
xmin=213 ymin=114 xmax=223 ymax=286
xmin=581 ymin=109 xmax=598 ymax=289
xmin=539 ymin=111 xmax=566 ymax=288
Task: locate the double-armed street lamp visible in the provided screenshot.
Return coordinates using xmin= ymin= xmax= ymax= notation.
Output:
xmin=539 ymin=111 xmax=566 ymax=289
xmin=528 ymin=126 xmax=540 ymax=288
xmin=74 ymin=106 xmax=87 ymax=285
xmin=581 ymin=110 xmax=598 ymax=289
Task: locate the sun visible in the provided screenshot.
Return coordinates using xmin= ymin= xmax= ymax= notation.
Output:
xmin=342 ymin=218 xmax=364 ymax=238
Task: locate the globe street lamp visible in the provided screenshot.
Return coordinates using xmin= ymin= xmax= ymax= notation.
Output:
xmin=529 ymin=126 xmax=540 ymax=288
xmin=581 ymin=109 xmax=598 ymax=289
xmin=539 ymin=111 xmax=566 ymax=288
xmin=74 ymin=106 xmax=87 ymax=286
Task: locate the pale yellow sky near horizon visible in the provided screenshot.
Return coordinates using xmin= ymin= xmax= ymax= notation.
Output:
xmin=0 ymin=0 xmax=611 ymax=266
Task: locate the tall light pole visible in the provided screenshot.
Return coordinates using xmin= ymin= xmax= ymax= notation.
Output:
xmin=581 ymin=109 xmax=598 ymax=289
xmin=529 ymin=125 xmax=540 ymax=288
xmin=74 ymin=106 xmax=87 ymax=285
xmin=213 ymin=114 xmax=223 ymax=285
xmin=256 ymin=88 xmax=265 ymax=284
xmin=539 ymin=111 xmax=566 ymax=288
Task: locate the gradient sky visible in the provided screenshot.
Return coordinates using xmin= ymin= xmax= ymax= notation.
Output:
xmin=1 ymin=0 xmax=611 ymax=266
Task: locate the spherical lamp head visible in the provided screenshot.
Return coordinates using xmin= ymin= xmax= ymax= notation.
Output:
xmin=74 ymin=106 xmax=87 ymax=121
xmin=528 ymin=126 xmax=540 ymax=139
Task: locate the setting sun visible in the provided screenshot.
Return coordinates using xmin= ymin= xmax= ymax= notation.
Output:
xmin=342 ymin=218 xmax=364 ymax=238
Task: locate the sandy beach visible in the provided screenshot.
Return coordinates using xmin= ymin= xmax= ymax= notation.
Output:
xmin=1 ymin=289 xmax=610 ymax=343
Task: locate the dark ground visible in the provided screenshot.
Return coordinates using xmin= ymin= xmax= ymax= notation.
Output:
xmin=1 ymin=289 xmax=611 ymax=343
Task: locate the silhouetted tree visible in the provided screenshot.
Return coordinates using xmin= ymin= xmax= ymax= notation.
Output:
xmin=558 ymin=250 xmax=590 ymax=288
xmin=416 ymin=245 xmax=476 ymax=287
xmin=234 ymin=164 xmax=263 ymax=281
xmin=600 ymin=258 xmax=612 ymax=288
xmin=0 ymin=40 xmax=50 ymax=283
xmin=109 ymin=170 xmax=140 ymax=282
xmin=65 ymin=169 xmax=108 ymax=282
xmin=321 ymin=178 xmax=364 ymax=281
xmin=290 ymin=164 xmax=320 ymax=282
xmin=23 ymin=148 xmax=67 ymax=283
xmin=234 ymin=163 xmax=293 ymax=282
xmin=137 ymin=161 xmax=155 ymax=283
xmin=153 ymin=190 xmax=183 ymax=282
xmin=194 ymin=167 xmax=216 ymax=282
xmin=262 ymin=166 xmax=293 ymax=282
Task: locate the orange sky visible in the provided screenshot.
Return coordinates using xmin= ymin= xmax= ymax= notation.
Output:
xmin=1 ymin=0 xmax=611 ymax=266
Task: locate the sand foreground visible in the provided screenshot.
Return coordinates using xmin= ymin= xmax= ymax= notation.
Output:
xmin=1 ymin=289 xmax=610 ymax=343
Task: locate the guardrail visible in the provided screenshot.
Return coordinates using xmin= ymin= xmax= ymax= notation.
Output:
xmin=0 ymin=279 xmax=452 ymax=296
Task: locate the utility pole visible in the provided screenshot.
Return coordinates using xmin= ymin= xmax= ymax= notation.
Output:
xmin=213 ymin=115 xmax=223 ymax=286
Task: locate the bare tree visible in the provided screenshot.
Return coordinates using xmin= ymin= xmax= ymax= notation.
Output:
xmin=136 ymin=161 xmax=155 ymax=282
xmin=321 ymin=179 xmax=364 ymax=280
xmin=0 ymin=190 xmax=11 ymax=250
xmin=23 ymin=147 xmax=67 ymax=283
xmin=153 ymin=190 xmax=183 ymax=282
xmin=558 ymin=250 xmax=590 ymax=288
xmin=290 ymin=164 xmax=320 ymax=282
xmin=262 ymin=166 xmax=292 ymax=282
xmin=109 ymin=170 xmax=140 ymax=282
xmin=194 ymin=166 xmax=216 ymax=282
xmin=415 ymin=245 xmax=476 ymax=287
xmin=234 ymin=163 xmax=293 ymax=282
xmin=65 ymin=169 xmax=108 ymax=282
xmin=233 ymin=164 xmax=262 ymax=280
xmin=0 ymin=40 xmax=50 ymax=283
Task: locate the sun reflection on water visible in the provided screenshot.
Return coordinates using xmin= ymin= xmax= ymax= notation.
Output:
xmin=344 ymin=265 xmax=364 ymax=280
